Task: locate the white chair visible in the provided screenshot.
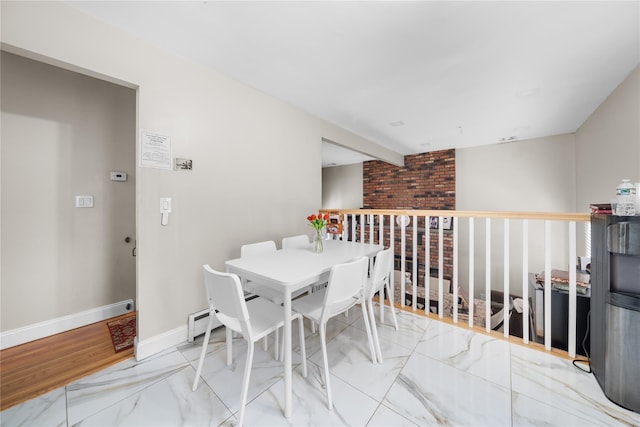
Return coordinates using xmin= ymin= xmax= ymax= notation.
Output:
xmin=291 ymin=256 xmax=379 ymax=410
xmin=368 ymin=247 xmax=398 ymax=330
xmin=192 ymin=265 xmax=307 ymax=427
xmin=240 ymin=241 xmax=282 ymax=302
xmin=364 ymin=247 xmax=398 ymax=363
xmin=282 ymin=234 xmax=325 ymax=336
xmin=281 ymin=234 xmax=310 ymax=250
xmin=240 ymin=240 xmax=311 ymax=358
xmin=240 ymin=241 xmax=287 ymax=356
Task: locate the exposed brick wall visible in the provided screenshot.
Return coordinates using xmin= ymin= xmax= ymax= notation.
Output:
xmin=361 ymin=149 xmax=455 ymax=293
xmin=363 ymin=149 xmax=455 ymax=210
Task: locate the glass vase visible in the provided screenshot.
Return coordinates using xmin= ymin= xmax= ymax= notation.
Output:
xmin=313 ymin=229 xmax=324 ymax=253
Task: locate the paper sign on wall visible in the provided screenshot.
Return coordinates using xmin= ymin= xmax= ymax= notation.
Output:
xmin=140 ymin=130 xmax=172 ymax=170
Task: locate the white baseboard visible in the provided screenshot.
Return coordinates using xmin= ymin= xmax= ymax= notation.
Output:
xmin=134 ymin=325 xmax=187 ymax=361
xmin=0 ymin=299 xmax=135 ymax=350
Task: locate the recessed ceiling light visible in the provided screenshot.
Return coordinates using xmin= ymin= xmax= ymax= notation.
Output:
xmin=389 ymin=121 xmax=405 ymax=127
xmin=420 ymin=142 xmax=431 ymax=147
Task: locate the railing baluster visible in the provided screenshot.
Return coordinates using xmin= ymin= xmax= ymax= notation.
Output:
xmin=522 ymin=219 xmax=529 ymax=344
xmin=369 ymin=214 xmax=374 ymax=244
xmin=453 ymin=216 xmax=459 ymax=323
xmin=503 ymin=219 xmax=510 ymax=338
xmin=413 ymin=215 xmax=418 ymax=312
xmin=438 ymin=216 xmax=444 ymax=319
xmin=568 ymin=221 xmax=577 ymax=358
xmin=390 ymin=214 xmax=396 ymax=306
xmin=379 ymin=214 xmax=386 ymax=322
xmin=424 ymin=215 xmax=430 ymax=314
xmin=342 ymin=213 xmax=348 ymax=241
xmin=544 ymin=220 xmax=552 ymax=351
xmin=360 ymin=214 xmax=365 ymax=243
xmin=485 ymin=218 xmax=491 ymax=332
xmin=401 ymin=216 xmax=407 ymax=308
xmin=351 ymin=214 xmax=356 ymax=243
xmin=469 ymin=217 xmax=475 ymax=328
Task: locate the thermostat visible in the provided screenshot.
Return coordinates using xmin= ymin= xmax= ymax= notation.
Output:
xmin=110 ymin=171 xmax=128 ymax=182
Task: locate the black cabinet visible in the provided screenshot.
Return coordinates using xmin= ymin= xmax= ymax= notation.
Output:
xmin=549 ymin=289 xmax=590 ymax=356
xmin=529 ymin=275 xmax=591 ymax=357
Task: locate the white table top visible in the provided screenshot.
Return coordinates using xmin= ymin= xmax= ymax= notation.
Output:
xmin=225 ymin=239 xmax=383 ymax=293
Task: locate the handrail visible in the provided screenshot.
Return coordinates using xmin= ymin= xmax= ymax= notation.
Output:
xmin=322 ymin=209 xmax=589 ymax=222
xmin=321 ymin=208 xmax=591 ymax=358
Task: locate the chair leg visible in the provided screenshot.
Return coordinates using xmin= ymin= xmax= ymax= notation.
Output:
xmin=360 ymin=302 xmax=378 ymax=364
xmin=367 ymin=299 xmax=383 ymax=363
xmin=311 ymin=321 xmax=316 ymax=334
xmin=192 ymin=316 xmax=215 ymax=391
xmin=380 ymin=290 xmax=385 ymax=323
xmin=297 ymin=315 xmax=307 ymax=378
xmin=385 ymin=282 xmax=399 ymax=330
xmin=237 ymin=340 xmax=254 ymax=427
xmin=226 ymin=326 xmax=233 ymax=366
xmin=274 ymin=328 xmax=279 ymax=360
xmin=319 ymin=323 xmax=333 ymax=410
xmin=263 ymin=335 xmax=268 ymax=352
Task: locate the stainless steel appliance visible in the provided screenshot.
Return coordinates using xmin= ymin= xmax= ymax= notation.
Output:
xmin=591 ymin=215 xmax=640 ymax=414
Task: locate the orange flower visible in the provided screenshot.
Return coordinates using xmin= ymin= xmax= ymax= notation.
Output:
xmin=307 ymin=212 xmax=328 ymax=231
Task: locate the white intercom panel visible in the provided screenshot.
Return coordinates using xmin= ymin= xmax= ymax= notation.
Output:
xmin=160 ymin=197 xmax=172 ymax=226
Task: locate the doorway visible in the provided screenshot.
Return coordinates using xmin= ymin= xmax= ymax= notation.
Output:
xmin=0 ymin=52 xmax=137 ymax=342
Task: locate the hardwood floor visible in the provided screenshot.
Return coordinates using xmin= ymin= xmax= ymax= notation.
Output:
xmin=0 ymin=312 xmax=135 ymax=411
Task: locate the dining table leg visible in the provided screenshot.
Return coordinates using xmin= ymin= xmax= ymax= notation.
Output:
xmin=283 ymin=288 xmax=292 ymax=418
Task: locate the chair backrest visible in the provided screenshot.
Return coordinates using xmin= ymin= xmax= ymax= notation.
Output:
xmin=321 ymin=256 xmax=369 ymax=323
xmin=203 ymin=264 xmax=251 ymax=338
xmin=240 ymin=240 xmax=276 ymax=258
xmin=367 ymin=248 xmax=392 ymax=298
xmin=282 ymin=235 xmax=310 ymax=249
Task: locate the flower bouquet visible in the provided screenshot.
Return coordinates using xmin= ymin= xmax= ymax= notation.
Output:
xmin=307 ymin=213 xmax=328 ymax=253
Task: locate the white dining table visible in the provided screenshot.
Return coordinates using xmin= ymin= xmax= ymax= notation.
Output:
xmin=225 ymin=239 xmax=383 ymax=418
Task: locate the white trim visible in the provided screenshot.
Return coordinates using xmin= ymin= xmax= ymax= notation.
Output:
xmin=0 ymin=299 xmax=134 ymax=350
xmin=134 ymin=325 xmax=186 ymax=361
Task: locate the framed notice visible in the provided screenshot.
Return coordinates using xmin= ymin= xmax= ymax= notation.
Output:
xmin=140 ymin=130 xmax=172 ymax=170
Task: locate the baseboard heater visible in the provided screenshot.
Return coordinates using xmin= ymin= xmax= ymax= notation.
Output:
xmin=187 ymin=294 xmax=260 ymax=342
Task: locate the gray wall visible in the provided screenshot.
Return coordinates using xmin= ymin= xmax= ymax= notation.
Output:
xmin=576 ymin=66 xmax=640 ymax=212
xmin=1 ymin=52 xmax=136 ymax=330
xmin=322 ymin=163 xmax=363 ymax=209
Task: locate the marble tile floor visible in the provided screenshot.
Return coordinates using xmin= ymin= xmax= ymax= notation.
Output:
xmin=3 ymin=306 xmax=639 ymax=427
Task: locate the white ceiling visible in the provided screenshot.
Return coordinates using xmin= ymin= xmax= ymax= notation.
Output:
xmin=67 ymin=1 xmax=640 ymax=167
